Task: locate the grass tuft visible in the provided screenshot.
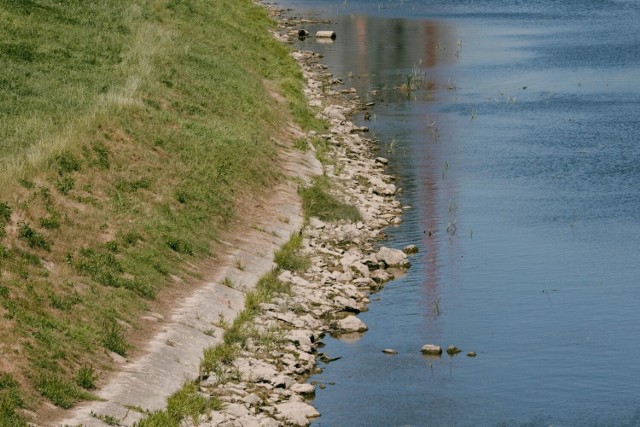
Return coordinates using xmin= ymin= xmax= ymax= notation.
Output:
xmin=132 ymin=381 xmax=221 ymax=427
xmin=0 ymin=373 xmax=27 ymax=427
xmin=101 ymin=316 xmax=129 ymax=356
xmin=274 ymin=232 xmax=310 ymax=272
xmin=76 ymin=365 xmax=96 ymax=390
xmin=17 ymin=222 xmax=50 ymax=251
xmin=35 ymin=374 xmax=94 ymax=409
xmin=300 ymin=176 xmax=361 ymax=222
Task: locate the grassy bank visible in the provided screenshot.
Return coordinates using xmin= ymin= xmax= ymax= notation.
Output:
xmin=0 ymin=0 xmax=323 ymax=422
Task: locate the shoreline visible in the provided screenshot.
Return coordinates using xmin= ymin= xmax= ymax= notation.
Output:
xmin=192 ymin=4 xmax=413 ymax=426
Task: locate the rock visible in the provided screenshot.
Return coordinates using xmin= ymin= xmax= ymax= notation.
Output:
xmin=349 ymin=261 xmax=369 ymax=278
xmin=375 ymin=157 xmax=389 ymax=165
xmin=467 ymin=351 xmax=477 ymax=357
xmin=375 ymin=246 xmax=410 ymax=268
xmin=336 ymin=315 xmax=368 ymax=332
xmin=333 ymin=295 xmax=361 ymax=313
xmin=290 ymin=383 xmax=315 ymax=395
xmin=309 ymin=217 xmax=326 ymax=230
xmin=382 ymin=348 xmax=398 ymax=354
xmin=107 ymin=351 xmax=127 ymax=364
xmin=369 ymin=177 xmax=397 ymax=196
xmin=225 ymin=403 xmax=250 ymax=419
xmin=421 ymin=344 xmax=442 ymax=356
xmin=362 ymin=258 xmax=382 ymax=271
xmin=234 ymin=358 xmax=278 ymax=383
xmin=403 ymin=244 xmax=419 ymax=254
xmin=285 ymin=330 xmax=314 ymax=352
xmin=272 ymin=374 xmax=295 ymax=389
xmin=447 ymin=345 xmax=462 ymax=355
xmin=204 ymin=411 xmax=228 ymax=426
xmin=257 ymin=417 xmax=280 ymax=427
xmin=233 ymin=415 xmax=276 ymax=427
xmin=275 ymin=401 xmax=320 ymax=426
xmin=242 ymin=393 xmax=262 ymax=407
xmin=323 ymin=105 xmax=347 ymax=121
xmin=370 ymin=269 xmax=393 ymax=284
xmin=337 ymin=270 xmax=354 ymax=283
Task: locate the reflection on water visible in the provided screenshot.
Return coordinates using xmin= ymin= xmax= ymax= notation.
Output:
xmin=281 ymin=0 xmax=640 ymax=425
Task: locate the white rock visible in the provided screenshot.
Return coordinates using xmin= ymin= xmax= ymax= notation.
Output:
xmin=234 ymin=358 xmax=278 ymax=383
xmin=309 ymin=217 xmax=326 ymax=229
xmin=275 ymin=401 xmax=320 ymax=426
xmin=336 ymin=315 xmax=368 ymax=332
xmin=285 ymin=330 xmax=313 ymax=352
xmin=225 ymin=403 xmax=250 ymax=419
xmin=242 ymin=393 xmax=262 ymax=407
xmin=260 ymin=417 xmax=281 ymax=427
xmin=370 ymin=269 xmax=393 ymax=284
xmin=337 ymin=270 xmax=354 ymax=283
xmin=271 ymin=374 xmax=295 ymax=389
xmin=297 ymin=314 xmax=321 ymax=330
xmin=202 ymin=411 xmax=227 ymax=426
xmin=290 ymin=383 xmax=315 ymax=395
xmin=375 ymin=246 xmax=410 ymax=268
xmin=333 ymin=295 xmax=362 ymax=313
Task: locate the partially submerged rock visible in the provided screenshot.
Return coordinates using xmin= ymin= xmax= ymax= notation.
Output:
xmin=376 ymin=246 xmax=410 ymax=268
xmin=403 ymin=244 xmax=419 ymax=254
xmin=335 ymin=315 xmax=368 ymax=333
xmin=421 ymin=344 xmax=443 ymax=356
xmin=447 ymin=345 xmax=462 ymax=356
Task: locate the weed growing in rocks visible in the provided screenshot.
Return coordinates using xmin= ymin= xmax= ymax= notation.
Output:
xmin=300 ymin=176 xmax=362 ymax=222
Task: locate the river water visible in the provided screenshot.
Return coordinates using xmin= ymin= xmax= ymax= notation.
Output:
xmin=278 ymin=1 xmax=640 ymax=425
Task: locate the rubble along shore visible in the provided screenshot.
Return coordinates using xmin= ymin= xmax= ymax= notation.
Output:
xmin=191 ymin=5 xmax=415 ymax=427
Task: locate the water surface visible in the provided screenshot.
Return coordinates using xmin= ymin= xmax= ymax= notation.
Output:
xmin=278 ymin=1 xmax=640 ymax=425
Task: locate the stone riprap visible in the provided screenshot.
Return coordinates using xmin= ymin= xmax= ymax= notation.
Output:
xmin=190 ymin=6 xmax=416 ymax=427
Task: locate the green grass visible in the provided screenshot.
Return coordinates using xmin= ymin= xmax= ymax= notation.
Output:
xmin=300 ymin=176 xmax=362 ymax=222
xmin=35 ymin=373 xmax=96 ymax=410
xmin=274 ymin=232 xmax=310 ymax=272
xmin=133 ymin=381 xmax=221 ymax=427
xmin=0 ymin=374 xmax=27 ymax=427
xmin=0 ymin=0 xmax=323 ymax=418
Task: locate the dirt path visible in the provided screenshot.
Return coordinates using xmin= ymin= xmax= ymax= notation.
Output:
xmin=51 ymin=131 xmax=322 ymax=427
